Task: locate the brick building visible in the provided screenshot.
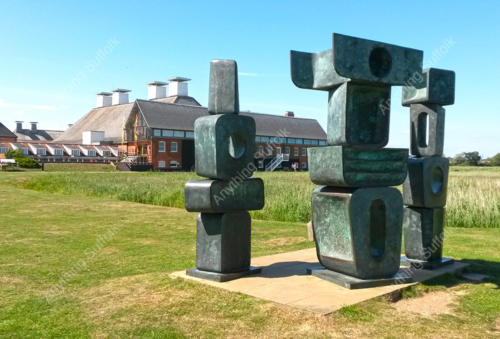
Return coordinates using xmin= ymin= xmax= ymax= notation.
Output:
xmin=6 ymin=78 xmax=326 ymax=170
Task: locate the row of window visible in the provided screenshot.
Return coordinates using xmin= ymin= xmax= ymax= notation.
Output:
xmin=255 ymin=136 xmax=327 ymax=146
xmin=257 ymin=146 xmax=307 ymax=157
xmin=257 ymin=160 xmax=307 ymax=169
xmin=158 ymin=160 xmax=180 ymax=168
xmin=153 ymin=129 xmax=194 ymax=139
xmin=158 ymin=141 xmax=178 ymax=153
xmin=0 ymin=147 xmax=110 ymax=157
xmin=152 ymin=130 xmax=327 ymax=147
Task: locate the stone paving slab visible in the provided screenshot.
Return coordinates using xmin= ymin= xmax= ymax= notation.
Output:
xmin=171 ymin=248 xmax=468 ymax=315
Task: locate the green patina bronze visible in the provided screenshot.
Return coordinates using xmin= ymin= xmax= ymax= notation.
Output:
xmin=194 ymin=114 xmax=256 ymax=180
xmin=308 ymin=146 xmax=408 ymax=187
xmin=185 ymin=59 xmax=264 ymax=282
xmin=402 ymin=68 xmax=455 ymax=107
xmin=403 ymin=156 xmax=449 ymax=208
xmin=185 ymin=178 xmax=264 ymax=213
xmin=312 ymin=186 xmax=403 ymax=279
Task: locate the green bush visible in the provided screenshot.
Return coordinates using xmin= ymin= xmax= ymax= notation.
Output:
xmin=5 ymin=149 xmax=25 ymax=159
xmin=16 ymin=157 xmax=40 ymax=168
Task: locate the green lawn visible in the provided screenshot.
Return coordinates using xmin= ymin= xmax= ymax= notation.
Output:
xmin=0 ymin=171 xmax=499 ymax=337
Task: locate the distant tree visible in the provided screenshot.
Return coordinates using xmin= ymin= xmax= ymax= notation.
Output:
xmin=5 ymin=149 xmax=24 ymax=159
xmin=452 ymin=151 xmax=482 ymax=166
xmin=490 ymin=153 xmax=500 ymax=166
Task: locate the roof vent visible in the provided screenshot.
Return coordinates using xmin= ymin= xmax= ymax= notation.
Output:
xmin=112 ymin=89 xmax=131 ymax=105
xmin=15 ymin=121 xmax=23 ymax=132
xmin=285 ymin=111 xmax=294 ymax=117
xmin=147 ymin=81 xmax=167 ymax=100
xmin=96 ymin=92 xmax=112 ymax=108
xmin=168 ymin=77 xmax=190 ymax=97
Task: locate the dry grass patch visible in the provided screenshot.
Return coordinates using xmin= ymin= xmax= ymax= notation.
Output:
xmin=393 ymin=290 xmax=458 ymax=317
xmin=265 ymin=236 xmax=305 ymax=247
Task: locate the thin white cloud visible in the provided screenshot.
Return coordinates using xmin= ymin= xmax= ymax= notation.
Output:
xmin=238 ymin=72 xmax=260 ymax=77
xmin=0 ymin=98 xmax=55 ymax=110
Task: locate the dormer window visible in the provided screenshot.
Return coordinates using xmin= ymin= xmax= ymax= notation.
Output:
xmin=37 ymin=148 xmax=46 ymax=156
xmin=54 ymin=149 xmax=63 ymax=156
xmin=88 ymin=150 xmax=96 ymax=157
xmin=71 ymin=149 xmax=80 ymax=157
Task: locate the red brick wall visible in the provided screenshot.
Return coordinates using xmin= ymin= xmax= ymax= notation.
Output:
xmin=151 ymin=138 xmax=182 ymax=169
xmin=0 ymin=137 xmax=17 ymax=143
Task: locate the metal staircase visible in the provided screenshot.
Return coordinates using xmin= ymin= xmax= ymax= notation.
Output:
xmin=265 ymin=154 xmax=289 ymax=171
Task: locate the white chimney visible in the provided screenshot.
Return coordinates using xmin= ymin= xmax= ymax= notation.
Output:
xmin=168 ymin=77 xmax=190 ymax=97
xmin=147 ymin=81 xmax=167 ymax=100
xmin=112 ymin=89 xmax=131 ymax=105
xmin=96 ymin=92 xmax=112 ymax=107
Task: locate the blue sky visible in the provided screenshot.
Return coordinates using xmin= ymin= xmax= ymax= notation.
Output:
xmin=0 ymin=1 xmax=498 ymax=157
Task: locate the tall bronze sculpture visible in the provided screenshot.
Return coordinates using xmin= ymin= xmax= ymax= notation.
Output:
xmin=291 ymin=34 xmax=423 ymax=287
xmin=402 ymin=68 xmax=455 ymax=268
xmin=185 ymin=59 xmax=264 ymax=282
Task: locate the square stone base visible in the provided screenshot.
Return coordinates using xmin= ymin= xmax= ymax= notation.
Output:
xmin=306 ymin=265 xmax=414 ymax=289
xmin=401 ymin=256 xmax=454 ymax=270
xmin=186 ymin=266 xmax=262 ymax=282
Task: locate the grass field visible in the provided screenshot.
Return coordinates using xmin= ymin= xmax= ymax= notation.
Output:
xmin=0 ymin=172 xmax=499 ymax=337
xmin=0 ymin=170 xmax=499 ymax=337
xmin=8 ymin=166 xmax=500 ymax=228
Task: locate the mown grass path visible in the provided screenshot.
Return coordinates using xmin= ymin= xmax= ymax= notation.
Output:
xmin=0 ymin=172 xmax=499 ymax=337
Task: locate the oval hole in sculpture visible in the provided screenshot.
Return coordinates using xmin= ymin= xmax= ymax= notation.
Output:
xmin=431 ymin=166 xmax=444 ymax=194
xmin=369 ymin=199 xmax=386 ymax=260
xmin=369 ymin=47 xmax=392 ymax=78
xmin=228 ymin=133 xmax=246 ymax=159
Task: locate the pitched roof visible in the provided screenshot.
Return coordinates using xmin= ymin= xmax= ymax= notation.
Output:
xmin=137 ymin=100 xmax=326 ymax=140
xmin=14 ymin=129 xmax=64 ymax=141
xmin=55 ymin=103 xmax=134 ymax=143
xmin=0 ymin=122 xmax=17 ymax=139
xmin=154 ymin=96 xmax=201 ymax=106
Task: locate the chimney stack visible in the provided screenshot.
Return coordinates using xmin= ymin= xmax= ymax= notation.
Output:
xmin=285 ymin=111 xmax=294 ymax=117
xmin=147 ymin=81 xmax=167 ymax=100
xmin=168 ymin=77 xmax=190 ymax=97
xmin=68 ymin=124 xmax=73 ymax=128
xmin=15 ymin=121 xmax=23 ymax=132
xmin=112 ymin=89 xmax=131 ymax=105
xmin=30 ymin=121 xmax=38 ymax=131
xmin=96 ymin=92 xmax=112 ymax=107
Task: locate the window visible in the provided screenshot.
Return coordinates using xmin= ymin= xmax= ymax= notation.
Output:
xmin=158 ymin=160 xmax=166 ymax=168
xmin=173 ymin=131 xmax=184 ymax=138
xmin=170 ymin=161 xmax=179 ymax=168
xmin=295 ymin=138 xmax=303 ymax=145
xmin=260 ymin=136 xmax=270 ymax=143
xmin=0 ymin=147 xmax=8 ymax=154
xmin=159 ymin=141 xmax=166 ymax=152
xmin=266 ymin=146 xmax=273 ymax=156
xmin=71 ymin=149 xmax=80 ymax=157
xmin=153 ymin=129 xmax=161 ymax=137
xmin=294 ymin=147 xmax=299 ymax=156
xmin=162 ymin=130 xmax=173 ymax=137
xmin=171 ymin=141 xmax=178 ymax=152
xmin=258 ymin=160 xmax=264 ymax=169
xmin=276 ymin=147 xmax=281 ymax=155
xmin=37 ymin=148 xmax=46 ymax=156
xmin=255 ymin=136 xmax=261 ymax=143
xmin=103 ymin=150 xmax=111 ymax=157
xmin=287 ymin=138 xmax=295 ymax=144
xmin=301 ymin=148 xmax=307 ymax=156
xmin=88 ymin=150 xmax=96 ymax=157
xmin=185 ymin=131 xmax=194 ymax=139
xmin=258 ymin=146 xmax=264 ymax=157
xmin=319 ymin=140 xmax=327 ymax=146
xmin=54 ymin=149 xmax=63 ymax=156
xmin=302 ymin=162 xmax=307 ymax=169
xmin=285 ymin=147 xmax=290 ymax=154
xmin=22 ymin=148 xmax=29 ymax=155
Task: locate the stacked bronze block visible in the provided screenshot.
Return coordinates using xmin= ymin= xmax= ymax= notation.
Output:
xmin=402 ymin=68 xmax=456 ymax=269
xmin=185 ymin=60 xmax=264 ymax=282
xmin=291 ymin=34 xmax=423 ymax=285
